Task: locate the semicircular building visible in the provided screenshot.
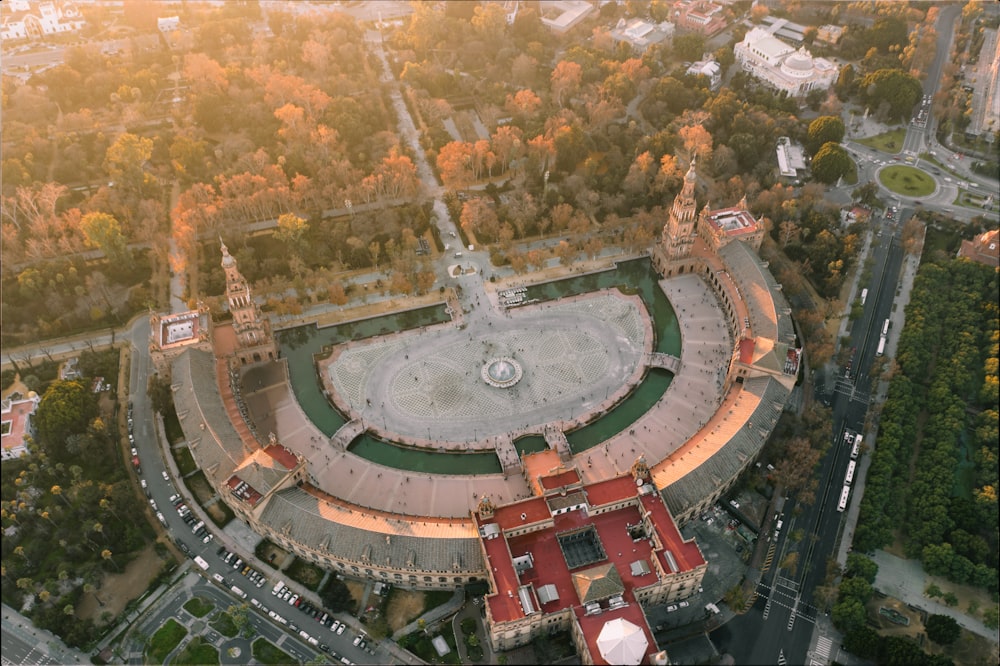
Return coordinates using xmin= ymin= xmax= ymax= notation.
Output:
xmin=160 ymin=162 xmax=799 ymax=598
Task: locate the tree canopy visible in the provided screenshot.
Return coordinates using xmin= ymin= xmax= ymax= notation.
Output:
xmin=34 ymin=380 xmax=98 ymax=459
xmin=811 ymin=142 xmax=853 ymax=184
xmin=806 ymin=116 xmax=846 ymax=156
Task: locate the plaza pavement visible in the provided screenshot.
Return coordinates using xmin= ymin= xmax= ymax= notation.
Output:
xmin=239 ymin=260 xmax=735 ymax=525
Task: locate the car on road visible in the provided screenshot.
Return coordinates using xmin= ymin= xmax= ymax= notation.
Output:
xmin=666 ymin=604 xmax=678 ymax=612
xmin=729 ymin=500 xmax=740 ymax=509
xmin=336 ymin=623 xmax=346 ymax=635
xmin=161 ymin=471 xmax=169 ymax=481
xmin=679 ymin=600 xmax=690 ymax=608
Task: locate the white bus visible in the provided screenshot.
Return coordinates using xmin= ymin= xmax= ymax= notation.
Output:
xmin=876 ymin=336 xmax=886 ymax=356
xmin=845 ymin=460 xmax=857 ymax=485
xmin=851 ymin=434 xmax=861 ymax=460
xmin=194 ymin=556 xmax=210 ymax=571
xmin=837 ymin=485 xmax=851 ymax=512
xmin=882 ymin=319 xmax=890 ymax=337
xmin=860 ymin=288 xmax=868 ymax=306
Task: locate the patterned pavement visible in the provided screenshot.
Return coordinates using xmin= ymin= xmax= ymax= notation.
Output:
xmin=323 ymin=292 xmax=648 ymax=443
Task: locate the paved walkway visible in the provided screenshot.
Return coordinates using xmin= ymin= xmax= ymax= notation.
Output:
xmin=871 ymin=550 xmax=999 ymax=643
xmin=391 ymin=588 xmax=465 ymax=641
xmin=322 ymin=291 xmax=648 ymax=444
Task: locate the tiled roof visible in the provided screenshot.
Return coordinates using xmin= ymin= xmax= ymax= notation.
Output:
xmin=719 ymin=241 xmax=795 ymax=345
xmin=659 ymin=375 xmax=789 ymax=517
xmin=572 ymin=563 xmax=624 ymax=604
xmin=259 ymin=487 xmax=483 ymax=574
xmin=171 ymin=349 xmax=249 ymax=485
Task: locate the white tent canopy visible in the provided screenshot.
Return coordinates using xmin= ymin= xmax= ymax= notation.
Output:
xmin=596 ymin=617 xmax=648 ymax=665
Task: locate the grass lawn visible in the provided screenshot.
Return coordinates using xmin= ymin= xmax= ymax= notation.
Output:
xmin=856 ymin=129 xmax=907 ymax=154
xmin=183 ymin=596 xmax=214 ymax=618
xmin=252 ymin=637 xmax=295 ymax=665
xmin=146 ymin=618 xmax=187 ymax=664
xmin=878 ymin=165 xmax=936 ymax=197
xmin=172 ymin=637 xmax=219 ymax=666
xmin=399 ymin=630 xmax=462 ymax=665
xmin=209 ymin=611 xmax=239 ymax=638
xmin=286 ymin=557 xmax=326 ymax=591
xmin=173 ymin=445 xmax=198 ymax=476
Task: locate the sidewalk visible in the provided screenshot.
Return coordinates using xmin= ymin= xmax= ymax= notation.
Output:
xmin=2 ymin=603 xmax=91 ymax=665
xmin=391 ymin=587 xmax=465 ymax=641
xmin=872 ymin=551 xmax=999 ymax=643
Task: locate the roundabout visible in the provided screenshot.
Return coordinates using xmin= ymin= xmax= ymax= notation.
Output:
xmin=877 ymin=163 xmax=938 ymax=198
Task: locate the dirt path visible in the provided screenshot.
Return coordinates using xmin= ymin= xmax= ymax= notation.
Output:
xmin=77 ymin=543 xmax=168 ymax=623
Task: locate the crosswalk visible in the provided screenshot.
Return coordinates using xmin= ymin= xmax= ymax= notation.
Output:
xmin=812 ymin=635 xmax=833 ymax=665
xmin=777 ymin=649 xmax=787 ymax=665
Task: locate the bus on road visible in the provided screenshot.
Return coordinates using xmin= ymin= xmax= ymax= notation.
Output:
xmin=882 ymin=319 xmax=890 ymax=337
xmin=851 ymin=434 xmax=861 ymax=460
xmin=837 ymin=485 xmax=851 ymax=512
xmin=877 ymin=336 xmax=886 ymax=356
xmin=861 ymin=288 xmax=868 ymax=305
xmin=845 ymin=460 xmax=857 ymax=485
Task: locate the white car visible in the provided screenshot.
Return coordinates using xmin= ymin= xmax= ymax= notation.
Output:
xmin=729 ymin=500 xmax=740 ymax=509
xmin=666 ymin=604 xmax=679 ymax=612
xmin=161 ymin=471 xmax=169 ymax=481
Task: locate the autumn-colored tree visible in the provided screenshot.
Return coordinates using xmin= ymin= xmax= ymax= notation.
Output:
xmin=437 ymin=141 xmax=475 ymax=190
xmin=274 ymin=212 xmax=308 ymax=252
xmin=328 ymin=282 xmax=348 ymax=305
xmin=551 ymin=60 xmax=582 ymax=108
xmin=505 ymin=89 xmax=543 ymax=119
xmin=460 ymin=197 xmax=500 ymax=243
xmin=80 ymin=212 xmax=128 ymax=262
xmin=679 ymin=124 xmax=713 ymax=163
xmin=103 ymin=133 xmax=154 ymax=196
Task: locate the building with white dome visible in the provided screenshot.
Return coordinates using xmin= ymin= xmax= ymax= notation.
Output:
xmin=734 ymin=26 xmax=837 ymax=97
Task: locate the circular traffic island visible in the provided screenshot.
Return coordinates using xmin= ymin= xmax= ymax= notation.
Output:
xmin=878 ymin=164 xmax=937 ymax=198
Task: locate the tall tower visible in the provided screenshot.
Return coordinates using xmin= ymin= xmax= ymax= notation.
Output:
xmin=662 ymin=157 xmax=699 ymax=259
xmin=221 ymin=239 xmax=276 ymax=365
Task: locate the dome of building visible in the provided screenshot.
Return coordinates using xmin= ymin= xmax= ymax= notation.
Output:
xmin=781 ymin=50 xmax=814 ymax=77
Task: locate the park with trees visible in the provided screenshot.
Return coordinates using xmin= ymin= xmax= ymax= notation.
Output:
xmin=1 ymin=352 xmax=165 ymax=649
xmin=853 ymin=250 xmax=998 ymax=606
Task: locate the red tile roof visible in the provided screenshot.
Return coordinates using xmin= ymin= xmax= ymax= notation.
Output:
xmin=739 ymin=338 xmax=756 ymax=364
xmin=576 ymin=604 xmax=656 ymax=665
xmin=480 ymin=482 xmax=703 ymax=624
xmin=540 ymin=469 xmax=581 ymax=491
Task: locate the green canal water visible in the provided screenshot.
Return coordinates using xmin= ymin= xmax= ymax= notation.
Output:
xmin=277 ymin=258 xmax=681 ymax=472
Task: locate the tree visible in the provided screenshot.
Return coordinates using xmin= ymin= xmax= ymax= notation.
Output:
xmin=147 ymin=374 xmax=173 ymax=416
xmin=924 ymin=614 xmax=960 ymax=645
xmin=320 ymin=576 xmax=356 ymax=614
xmin=859 ymin=69 xmax=922 ymax=123
xmin=811 ymin=143 xmax=852 ymax=184
xmin=673 ymin=33 xmax=706 ymax=62
xmin=831 ymin=597 xmax=867 ymax=633
xmin=103 ymin=133 xmax=155 ymax=196
xmin=845 ymin=553 xmax=879 ymax=583
xmin=35 ymin=380 xmax=98 ymax=460
xmin=80 ymin=212 xmax=128 ymax=262
xmin=551 ymin=60 xmax=582 ymax=108
xmin=806 ymin=116 xmax=846 ymax=156
xmin=274 ymin=213 xmax=308 ymax=252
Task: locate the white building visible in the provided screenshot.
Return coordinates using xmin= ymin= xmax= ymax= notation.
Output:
xmin=686 ymin=58 xmax=722 ymax=90
xmin=734 ymin=26 xmax=837 ymax=97
xmin=157 ymin=16 xmax=180 ymax=33
xmin=609 ymin=17 xmax=674 ymax=54
xmin=0 ymin=0 xmax=85 ymax=41
xmin=776 ymin=136 xmax=807 ymax=179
